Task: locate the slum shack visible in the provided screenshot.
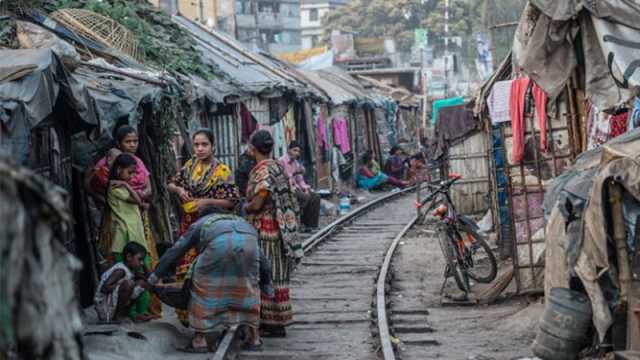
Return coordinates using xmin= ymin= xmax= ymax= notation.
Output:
xmin=473 ymin=0 xmax=640 ymax=357
xmin=0 ymin=2 xmax=217 ymax=307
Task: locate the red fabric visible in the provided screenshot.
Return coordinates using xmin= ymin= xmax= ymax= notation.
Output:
xmin=509 ymin=78 xmax=530 ymax=164
xmin=509 ymin=78 xmax=548 ymax=164
xmin=532 ymin=84 xmax=548 ymax=151
xmin=610 ymin=111 xmax=629 ymax=137
xmin=240 ymin=103 xmax=257 ymax=143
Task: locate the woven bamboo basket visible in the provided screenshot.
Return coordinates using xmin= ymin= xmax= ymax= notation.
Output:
xmin=50 ymin=8 xmax=143 ymax=61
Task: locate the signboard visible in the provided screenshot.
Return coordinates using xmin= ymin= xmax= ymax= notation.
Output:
xmin=415 ymin=28 xmax=428 ymax=50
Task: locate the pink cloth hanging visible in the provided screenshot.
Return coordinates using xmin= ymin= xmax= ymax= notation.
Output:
xmin=332 ymin=117 xmax=351 ymax=154
xmin=317 ymin=114 xmax=328 ymax=151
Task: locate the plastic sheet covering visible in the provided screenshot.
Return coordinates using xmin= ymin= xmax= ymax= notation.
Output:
xmin=72 ymin=63 xmax=162 ymax=134
xmin=0 ymin=48 xmax=75 ymax=164
xmin=0 ymin=47 xmax=167 ymax=164
xmin=514 ymin=0 xmax=639 ymax=110
xmin=0 ymin=155 xmax=83 ymax=359
xmin=543 ymin=128 xmax=640 ymax=340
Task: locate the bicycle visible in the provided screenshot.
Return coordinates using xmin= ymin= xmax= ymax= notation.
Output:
xmin=417 ymin=174 xmax=498 ymax=296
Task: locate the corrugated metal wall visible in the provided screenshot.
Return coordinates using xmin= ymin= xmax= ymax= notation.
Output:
xmin=205 ymin=110 xmax=240 ymax=172
xmin=245 ymin=96 xmax=271 ymax=125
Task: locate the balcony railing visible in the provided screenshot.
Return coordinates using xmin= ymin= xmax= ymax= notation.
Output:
xmin=236 ymin=12 xmax=300 ymax=30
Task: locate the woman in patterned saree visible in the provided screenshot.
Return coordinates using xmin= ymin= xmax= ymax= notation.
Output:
xmin=244 ymin=130 xmax=302 ymax=338
xmin=167 ymin=129 xmax=239 ymax=325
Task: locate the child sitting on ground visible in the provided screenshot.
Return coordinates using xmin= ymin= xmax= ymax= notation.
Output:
xmin=107 ymin=153 xmax=153 ymax=321
xmin=94 ymin=242 xmax=148 ymax=322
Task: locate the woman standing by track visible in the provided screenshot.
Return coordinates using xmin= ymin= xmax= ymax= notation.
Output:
xmin=244 ymin=130 xmax=301 ymax=338
xmin=167 ymin=129 xmax=239 ymax=325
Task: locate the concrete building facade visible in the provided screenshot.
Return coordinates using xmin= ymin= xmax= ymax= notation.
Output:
xmin=157 ymin=0 xmax=302 ymax=54
xmin=235 ymin=0 xmax=302 ymax=53
xmin=300 ymin=0 xmax=349 ymax=50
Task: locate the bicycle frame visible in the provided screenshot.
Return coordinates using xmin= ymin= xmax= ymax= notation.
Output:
xmin=422 ymin=179 xmax=477 ymax=272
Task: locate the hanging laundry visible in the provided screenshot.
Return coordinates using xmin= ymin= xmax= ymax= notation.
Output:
xmin=630 ymin=97 xmax=640 ymax=130
xmin=272 ymin=121 xmax=287 ymax=158
xmin=532 ymin=84 xmax=548 ymax=151
xmin=284 ymin=107 xmax=296 ymax=144
xmin=431 ymin=96 xmax=464 ymax=124
xmin=332 ymin=117 xmax=351 ymax=154
xmin=240 ymin=103 xmax=257 ymax=143
xmin=509 ymin=78 xmax=529 ymax=164
xmin=317 ymin=113 xmax=328 ymax=151
xmin=488 ymin=80 xmax=512 ymax=124
xmin=509 ymin=78 xmax=548 ymax=164
xmin=609 ymin=110 xmax=629 ymax=138
xmin=586 ymin=104 xmax=611 ymax=150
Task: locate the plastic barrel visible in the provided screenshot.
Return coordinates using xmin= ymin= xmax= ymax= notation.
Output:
xmin=532 ymin=287 xmax=593 ymax=360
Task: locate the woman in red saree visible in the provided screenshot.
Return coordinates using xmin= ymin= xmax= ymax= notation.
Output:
xmin=244 ymin=130 xmax=302 ymax=338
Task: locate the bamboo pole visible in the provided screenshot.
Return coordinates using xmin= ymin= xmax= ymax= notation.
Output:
xmin=610 ymin=181 xmax=631 ymax=303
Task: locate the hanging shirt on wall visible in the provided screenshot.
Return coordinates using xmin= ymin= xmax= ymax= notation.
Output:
xmin=509 ymin=78 xmax=548 ymax=164
xmin=586 ymin=103 xmax=630 ymax=150
xmin=609 ymin=110 xmax=629 ymax=138
xmin=317 ymin=113 xmax=328 ymax=151
xmin=332 ymin=117 xmax=351 ymax=154
xmin=488 ymin=80 xmax=513 ymax=124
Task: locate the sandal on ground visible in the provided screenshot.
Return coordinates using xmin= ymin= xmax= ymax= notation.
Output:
xmin=177 ymin=343 xmax=209 ymax=354
xmin=259 ymin=328 xmax=286 ymax=338
xmin=240 ymin=339 xmax=263 ymax=352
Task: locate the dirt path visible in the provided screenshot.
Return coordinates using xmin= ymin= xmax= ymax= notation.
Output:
xmin=389 ymin=224 xmax=542 ymax=360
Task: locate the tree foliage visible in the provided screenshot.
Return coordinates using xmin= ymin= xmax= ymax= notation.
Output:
xmin=46 ymin=0 xmax=224 ymax=80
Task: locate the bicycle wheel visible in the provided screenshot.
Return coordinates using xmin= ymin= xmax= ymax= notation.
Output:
xmin=458 ymin=225 xmax=498 ymax=283
xmin=436 ymin=225 xmax=470 ymax=293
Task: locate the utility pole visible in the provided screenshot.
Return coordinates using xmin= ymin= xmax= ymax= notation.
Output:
xmin=444 ymin=0 xmax=449 ymax=97
xmin=483 ymin=0 xmax=497 ymax=71
xmin=252 ymin=0 xmax=264 ymax=50
xmin=198 ymin=0 xmax=204 ymax=24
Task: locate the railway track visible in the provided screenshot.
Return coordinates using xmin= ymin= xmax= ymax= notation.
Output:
xmin=212 ymin=188 xmax=419 ymax=360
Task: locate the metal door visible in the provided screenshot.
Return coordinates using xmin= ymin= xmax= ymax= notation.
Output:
xmin=500 ymin=93 xmax=576 ymax=293
xmin=447 ymin=131 xmax=491 ymax=215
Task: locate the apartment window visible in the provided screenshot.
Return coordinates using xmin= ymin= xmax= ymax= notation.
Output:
xmin=311 ymin=35 xmax=319 ymax=47
xmin=261 ymin=30 xmax=276 ymax=44
xmin=236 ymin=1 xmax=254 ymax=14
xmin=281 ymin=4 xmax=297 ymax=17
xmin=309 ymin=8 xmax=319 ymax=21
xmin=259 ymin=2 xmax=280 ymax=13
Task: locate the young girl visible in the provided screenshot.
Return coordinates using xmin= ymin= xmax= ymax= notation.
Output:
xmin=88 ymin=124 xmax=162 ymax=318
xmin=107 ymin=153 xmax=153 ymax=322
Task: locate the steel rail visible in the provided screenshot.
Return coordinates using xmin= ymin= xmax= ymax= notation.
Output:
xmin=376 ymin=213 xmax=418 ymax=360
xmin=211 ymin=186 xmax=416 ymax=359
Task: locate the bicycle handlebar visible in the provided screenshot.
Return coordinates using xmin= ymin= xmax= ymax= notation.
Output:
xmin=426 ymin=176 xmax=460 ymax=193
